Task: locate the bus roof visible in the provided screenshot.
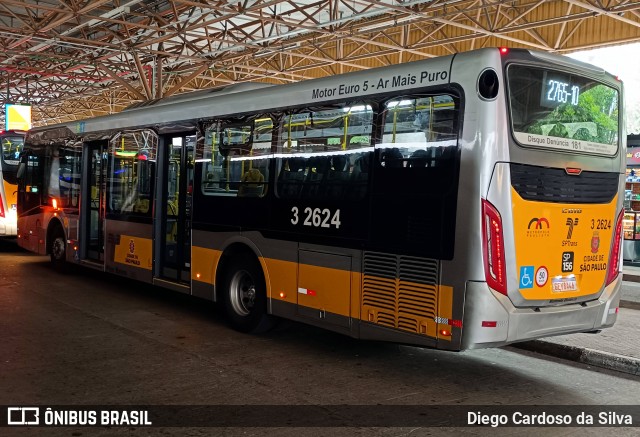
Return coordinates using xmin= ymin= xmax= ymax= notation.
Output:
xmin=26 ymin=47 xmax=620 ymax=145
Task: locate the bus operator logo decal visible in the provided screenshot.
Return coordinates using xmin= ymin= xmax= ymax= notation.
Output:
xmin=563 ymin=218 xmax=579 ymax=247
xmin=565 ymin=218 xmax=579 ymax=239
xmin=526 ymin=217 xmax=550 ymax=238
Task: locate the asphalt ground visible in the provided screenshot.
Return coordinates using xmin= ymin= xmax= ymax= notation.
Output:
xmin=2 ymin=236 xmax=638 ymax=379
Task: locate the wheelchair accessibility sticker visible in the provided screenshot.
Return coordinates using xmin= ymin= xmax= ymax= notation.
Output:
xmin=519 ymin=266 xmax=534 ymax=289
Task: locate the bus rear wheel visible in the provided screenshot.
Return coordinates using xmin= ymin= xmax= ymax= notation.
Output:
xmin=50 ymin=227 xmax=67 ymax=269
xmin=222 ymin=255 xmax=274 ymax=334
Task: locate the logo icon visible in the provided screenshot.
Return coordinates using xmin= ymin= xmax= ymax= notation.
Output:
xmin=7 ymin=407 xmax=40 ymax=425
xmin=129 ymin=239 xmax=135 ymax=254
xmin=591 ymin=231 xmax=600 ymax=254
xmin=562 ymin=252 xmax=574 ymax=272
xmin=565 ymin=218 xmax=579 ymax=239
xmin=528 ymin=218 xmax=550 ymax=229
xmin=527 ymin=218 xmax=550 ymax=238
xmin=519 ymin=266 xmax=534 ymax=289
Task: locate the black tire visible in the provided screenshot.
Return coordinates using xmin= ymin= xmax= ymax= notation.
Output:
xmin=50 ymin=227 xmax=67 ymax=270
xmin=222 ymin=255 xmax=275 ymax=333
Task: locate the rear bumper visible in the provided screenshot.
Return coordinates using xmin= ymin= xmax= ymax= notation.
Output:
xmin=461 ymin=276 xmax=621 ymax=350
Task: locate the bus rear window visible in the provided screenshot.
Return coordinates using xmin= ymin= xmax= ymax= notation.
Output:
xmin=507 ymin=65 xmax=619 ymax=156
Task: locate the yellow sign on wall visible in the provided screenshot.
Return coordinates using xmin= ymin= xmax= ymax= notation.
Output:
xmin=5 ymin=103 xmax=32 ymax=130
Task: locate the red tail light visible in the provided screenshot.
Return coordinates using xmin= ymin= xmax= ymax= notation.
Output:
xmin=605 ymin=209 xmax=624 ymax=286
xmin=0 ymin=199 xmax=4 ymax=218
xmin=482 ymin=199 xmax=507 ymax=295
xmin=565 ymin=167 xmax=582 ymax=175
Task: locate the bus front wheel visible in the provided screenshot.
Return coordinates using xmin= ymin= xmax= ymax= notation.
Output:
xmin=222 ymin=255 xmax=274 ymax=334
xmin=50 ymin=228 xmax=66 ymax=269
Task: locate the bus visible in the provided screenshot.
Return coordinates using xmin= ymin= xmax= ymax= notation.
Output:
xmin=16 ymin=48 xmax=624 ymax=350
xmin=1 ymin=130 xmax=26 ymax=237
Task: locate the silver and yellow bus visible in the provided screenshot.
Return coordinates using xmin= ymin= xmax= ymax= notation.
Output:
xmin=1 ymin=130 xmax=25 ymax=237
xmin=17 ymin=48 xmax=624 ymax=350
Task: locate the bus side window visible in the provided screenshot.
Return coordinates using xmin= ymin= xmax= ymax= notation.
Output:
xmin=277 ymin=157 xmax=306 ymax=199
xmin=301 ymin=156 xmax=329 ymax=198
xmin=43 ymin=143 xmax=81 ymax=208
xmin=17 ymin=152 xmax=43 ymax=215
xmin=376 ymin=94 xmax=459 ymax=194
xmin=409 ymin=149 xmax=429 ymax=167
xmin=202 ymin=118 xmax=272 ymax=198
xmin=238 ymin=160 xmax=267 ymax=197
xmin=348 ymin=151 xmax=371 ymax=200
xmin=324 ymin=154 xmax=350 ymax=198
xmin=380 ymin=147 xmax=404 ymax=168
xmin=52 ymin=142 xmax=82 ymax=209
xmin=107 ymin=130 xmax=157 ymax=217
xmin=276 ymin=104 xmax=373 ymax=200
xmin=379 ymin=95 xmax=457 ymax=167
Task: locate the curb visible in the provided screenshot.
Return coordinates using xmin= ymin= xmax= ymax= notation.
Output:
xmin=512 ymin=340 xmax=640 ymax=376
xmin=619 ymin=272 xmax=640 ymax=309
xmin=622 ymin=273 xmax=640 ymax=283
xmin=621 ymin=299 xmax=640 ymax=310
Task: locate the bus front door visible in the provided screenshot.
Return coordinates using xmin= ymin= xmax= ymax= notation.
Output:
xmin=82 ymin=141 xmax=107 ymax=262
xmin=159 ymin=134 xmax=194 ymax=284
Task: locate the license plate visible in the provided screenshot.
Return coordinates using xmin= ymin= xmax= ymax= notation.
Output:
xmin=552 ymin=277 xmax=578 ymax=292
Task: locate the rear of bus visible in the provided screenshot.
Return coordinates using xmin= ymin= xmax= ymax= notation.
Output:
xmin=0 ymin=131 xmax=25 ymax=237
xmin=461 ymin=49 xmax=624 ymax=349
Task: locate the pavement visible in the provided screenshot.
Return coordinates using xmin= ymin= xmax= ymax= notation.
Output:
xmin=514 ymin=264 xmax=640 ymax=376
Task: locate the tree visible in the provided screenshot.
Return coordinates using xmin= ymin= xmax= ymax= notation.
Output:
xmin=527 ymin=84 xmax=618 ymax=144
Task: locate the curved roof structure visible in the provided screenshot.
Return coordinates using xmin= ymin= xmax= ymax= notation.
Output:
xmin=1 ymin=0 xmax=639 ymax=126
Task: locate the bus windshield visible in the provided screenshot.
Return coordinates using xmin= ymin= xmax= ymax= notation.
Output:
xmin=2 ymin=135 xmax=25 ymax=166
xmin=507 ymin=65 xmax=619 ymax=156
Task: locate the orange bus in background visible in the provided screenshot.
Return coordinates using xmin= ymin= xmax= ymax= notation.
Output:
xmin=0 ymin=130 xmax=25 ymax=237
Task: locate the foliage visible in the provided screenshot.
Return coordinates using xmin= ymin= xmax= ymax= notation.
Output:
xmin=527 ymin=85 xmax=618 ymax=144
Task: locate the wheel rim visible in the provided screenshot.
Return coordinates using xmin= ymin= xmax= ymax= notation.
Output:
xmin=229 ymin=270 xmax=256 ymax=316
xmin=52 ymin=237 xmax=65 ymax=261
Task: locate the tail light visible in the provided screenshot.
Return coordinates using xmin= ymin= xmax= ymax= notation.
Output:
xmin=0 ymin=198 xmax=4 ymax=218
xmin=605 ymin=209 xmax=624 ymax=286
xmin=482 ymin=199 xmax=507 ymax=295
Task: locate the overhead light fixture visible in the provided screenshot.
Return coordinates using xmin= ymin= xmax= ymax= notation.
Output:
xmin=254 ymin=51 xmax=274 ymax=59
xmin=359 ymin=15 xmax=416 ymax=33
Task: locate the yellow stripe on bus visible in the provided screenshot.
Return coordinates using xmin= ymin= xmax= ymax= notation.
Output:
xmin=298 ymin=262 xmax=352 ymax=317
xmin=191 ymin=246 xmax=220 ymax=285
xmin=437 ymin=285 xmax=454 ymax=339
xmin=261 ymin=257 xmax=297 ymax=304
xmin=189 ymin=248 xmax=453 ymax=340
